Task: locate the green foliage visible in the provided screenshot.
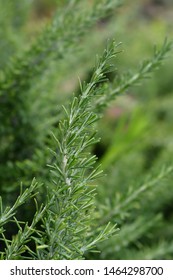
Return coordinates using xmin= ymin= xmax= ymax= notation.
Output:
xmin=0 ymin=0 xmax=173 ymax=260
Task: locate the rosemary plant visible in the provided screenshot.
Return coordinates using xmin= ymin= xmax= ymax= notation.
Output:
xmin=0 ymin=0 xmax=173 ymax=260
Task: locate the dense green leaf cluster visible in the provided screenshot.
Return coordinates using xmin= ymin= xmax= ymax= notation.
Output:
xmin=0 ymin=0 xmax=173 ymax=260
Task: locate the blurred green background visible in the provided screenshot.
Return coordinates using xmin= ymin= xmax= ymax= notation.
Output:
xmin=0 ymin=0 xmax=173 ymax=259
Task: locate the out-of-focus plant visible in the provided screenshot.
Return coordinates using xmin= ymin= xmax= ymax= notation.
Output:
xmin=0 ymin=0 xmax=173 ymax=260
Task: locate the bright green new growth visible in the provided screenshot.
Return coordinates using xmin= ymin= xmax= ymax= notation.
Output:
xmin=0 ymin=0 xmax=173 ymax=260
